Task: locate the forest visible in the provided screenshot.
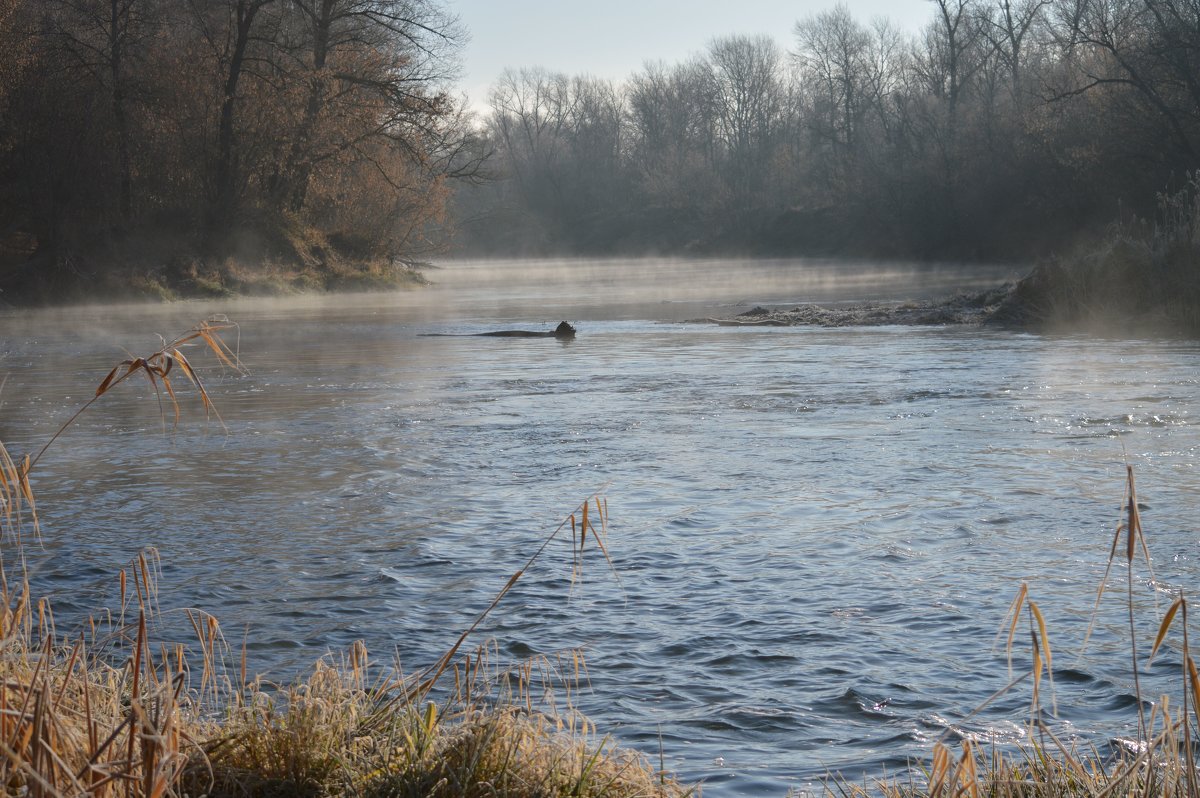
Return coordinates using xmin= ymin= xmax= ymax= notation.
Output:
xmin=2 ymin=0 xmax=1200 ymax=304
xmin=459 ymin=0 xmax=1200 ymax=263
xmin=0 ymin=0 xmax=480 ymax=301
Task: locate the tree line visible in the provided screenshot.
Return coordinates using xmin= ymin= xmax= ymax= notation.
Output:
xmin=455 ymin=0 xmax=1200 ymax=261
xmin=0 ymin=0 xmax=479 ymax=298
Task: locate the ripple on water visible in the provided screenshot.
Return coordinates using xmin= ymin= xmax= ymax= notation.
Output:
xmin=5 ymin=303 xmax=1200 ymax=797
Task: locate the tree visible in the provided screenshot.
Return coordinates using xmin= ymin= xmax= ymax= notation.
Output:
xmin=793 ymin=6 xmax=902 ymax=191
xmin=487 ymin=67 xmax=575 ymax=240
xmin=706 ymin=34 xmax=785 ymax=206
xmin=273 ymin=0 xmax=463 ymax=215
xmin=1051 ymin=0 xmax=1200 ymax=160
xmin=186 ymin=0 xmax=279 ymax=234
xmin=978 ymin=0 xmax=1051 ymax=99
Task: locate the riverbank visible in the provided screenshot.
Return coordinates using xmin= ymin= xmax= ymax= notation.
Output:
xmin=0 ymin=558 xmax=693 ymax=798
xmin=0 ymin=217 xmax=431 ymax=306
xmin=692 ymin=264 xmax=1200 ymax=337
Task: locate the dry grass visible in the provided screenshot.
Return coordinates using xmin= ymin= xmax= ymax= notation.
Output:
xmin=0 ymin=319 xmax=693 ymax=798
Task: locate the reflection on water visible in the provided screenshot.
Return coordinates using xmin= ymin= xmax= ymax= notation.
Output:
xmin=1 ymin=258 xmax=1198 ymax=797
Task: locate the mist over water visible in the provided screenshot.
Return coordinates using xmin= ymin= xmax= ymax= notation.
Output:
xmin=427 ymin=257 xmax=1020 ymax=321
xmin=2 ymin=258 xmax=1198 ymax=796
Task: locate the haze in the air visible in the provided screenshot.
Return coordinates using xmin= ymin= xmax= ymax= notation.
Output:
xmin=449 ymin=0 xmax=933 ymax=113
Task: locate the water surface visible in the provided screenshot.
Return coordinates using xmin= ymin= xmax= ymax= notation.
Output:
xmin=2 ymin=258 xmax=1198 ymax=796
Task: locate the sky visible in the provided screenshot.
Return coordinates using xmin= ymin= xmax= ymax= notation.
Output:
xmin=446 ymin=0 xmax=936 ymax=115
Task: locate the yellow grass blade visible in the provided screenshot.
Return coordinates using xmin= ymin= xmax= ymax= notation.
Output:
xmin=159 ymin=374 xmax=180 ymax=428
xmin=587 ymin=498 xmax=619 ymax=585
xmin=930 ymin=742 xmax=951 ymax=795
xmin=1030 ymin=626 xmax=1043 ymax=712
xmin=1028 ymin=601 xmax=1051 ymax=672
xmin=1126 ymin=465 xmax=1156 ymax=583
xmin=1149 ymin=596 xmax=1184 ymax=669
xmin=196 ymin=326 xmax=240 ymax=371
xmin=95 ymin=364 xmax=123 ymax=397
xmin=1028 ymin=600 xmax=1056 ymax=715
xmin=1079 ymin=495 xmax=1131 ymax=659
xmin=956 ymin=739 xmax=979 ymax=798
xmin=1125 ymin=466 xmax=1138 ymax=563
xmin=1188 ymin=656 xmax=1200 ymax=719
xmin=997 ymin=582 xmax=1028 ymax=676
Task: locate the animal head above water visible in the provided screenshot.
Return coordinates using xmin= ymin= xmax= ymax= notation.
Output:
xmin=555 ymin=321 xmax=577 ymax=338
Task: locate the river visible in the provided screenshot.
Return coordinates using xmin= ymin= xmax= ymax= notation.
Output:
xmin=2 ymin=258 xmax=1198 ymax=796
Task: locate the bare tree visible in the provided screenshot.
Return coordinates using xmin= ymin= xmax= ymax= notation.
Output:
xmin=184 ymin=0 xmax=280 ymax=233
xmin=275 ymin=0 xmax=463 ymax=213
xmin=1050 ymin=0 xmax=1200 ymax=158
xmin=794 ymin=5 xmax=901 ymax=188
xmin=626 ymin=58 xmax=721 ymax=215
xmin=38 ymin=0 xmax=163 ymax=225
xmin=487 ymin=67 xmax=576 ymax=238
xmin=795 ymin=5 xmax=872 ymax=159
xmin=978 ymin=0 xmax=1050 ymax=98
xmin=917 ymin=0 xmax=992 ymax=125
xmin=706 ymin=34 xmax=785 ymax=204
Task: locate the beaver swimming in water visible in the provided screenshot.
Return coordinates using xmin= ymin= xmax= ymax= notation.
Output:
xmin=475 ymin=321 xmax=576 ymax=339
xmin=420 ymin=321 xmax=577 ymax=339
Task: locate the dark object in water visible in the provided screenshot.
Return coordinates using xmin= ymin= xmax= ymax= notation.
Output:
xmin=476 ymin=321 xmax=576 ymax=339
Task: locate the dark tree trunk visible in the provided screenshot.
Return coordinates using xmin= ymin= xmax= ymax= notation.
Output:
xmin=110 ymin=0 xmax=132 ymax=226
xmin=209 ymin=0 xmax=273 ymax=239
xmin=280 ymin=0 xmax=334 ymax=213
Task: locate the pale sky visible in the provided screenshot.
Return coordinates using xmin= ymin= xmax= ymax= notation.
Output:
xmin=447 ymin=0 xmax=936 ymax=115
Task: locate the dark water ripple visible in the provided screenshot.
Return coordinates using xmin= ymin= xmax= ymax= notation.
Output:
xmin=1 ymin=274 xmax=1199 ymax=796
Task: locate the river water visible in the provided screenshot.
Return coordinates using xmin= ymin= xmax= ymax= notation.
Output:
xmin=2 ymin=258 xmax=1199 ymax=796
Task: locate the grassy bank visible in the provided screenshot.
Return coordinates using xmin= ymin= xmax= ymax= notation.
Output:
xmin=992 ymin=176 xmax=1200 ymax=337
xmin=0 ymin=214 xmax=430 ymax=307
xmin=0 ymin=578 xmax=687 ymax=798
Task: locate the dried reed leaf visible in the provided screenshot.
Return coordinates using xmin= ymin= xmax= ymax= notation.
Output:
xmin=1080 ymin=470 xmax=1139 ymax=658
xmin=997 ymin=582 xmax=1028 ymax=676
xmin=1030 ymin=626 xmax=1043 ymax=712
xmin=198 ymin=327 xmax=240 ymax=371
xmin=587 ymin=498 xmax=619 ymax=584
xmin=159 ymin=374 xmax=180 ymax=427
xmin=1188 ymin=656 xmax=1200 ymax=719
xmin=95 ymin=364 xmax=122 ymax=397
xmin=1028 ymin=601 xmax=1051 ymax=672
xmin=1148 ymin=596 xmax=1184 ymax=670
xmin=1028 ymin=600 xmax=1057 ymax=715
xmin=956 ymin=739 xmax=979 ymax=798
xmin=1125 ymin=467 xmax=1139 ymax=563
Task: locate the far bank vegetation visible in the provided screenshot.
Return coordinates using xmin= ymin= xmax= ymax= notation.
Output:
xmin=456 ymin=0 xmax=1200 ymax=270
xmin=6 ymin=0 xmax=1200 ymax=327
